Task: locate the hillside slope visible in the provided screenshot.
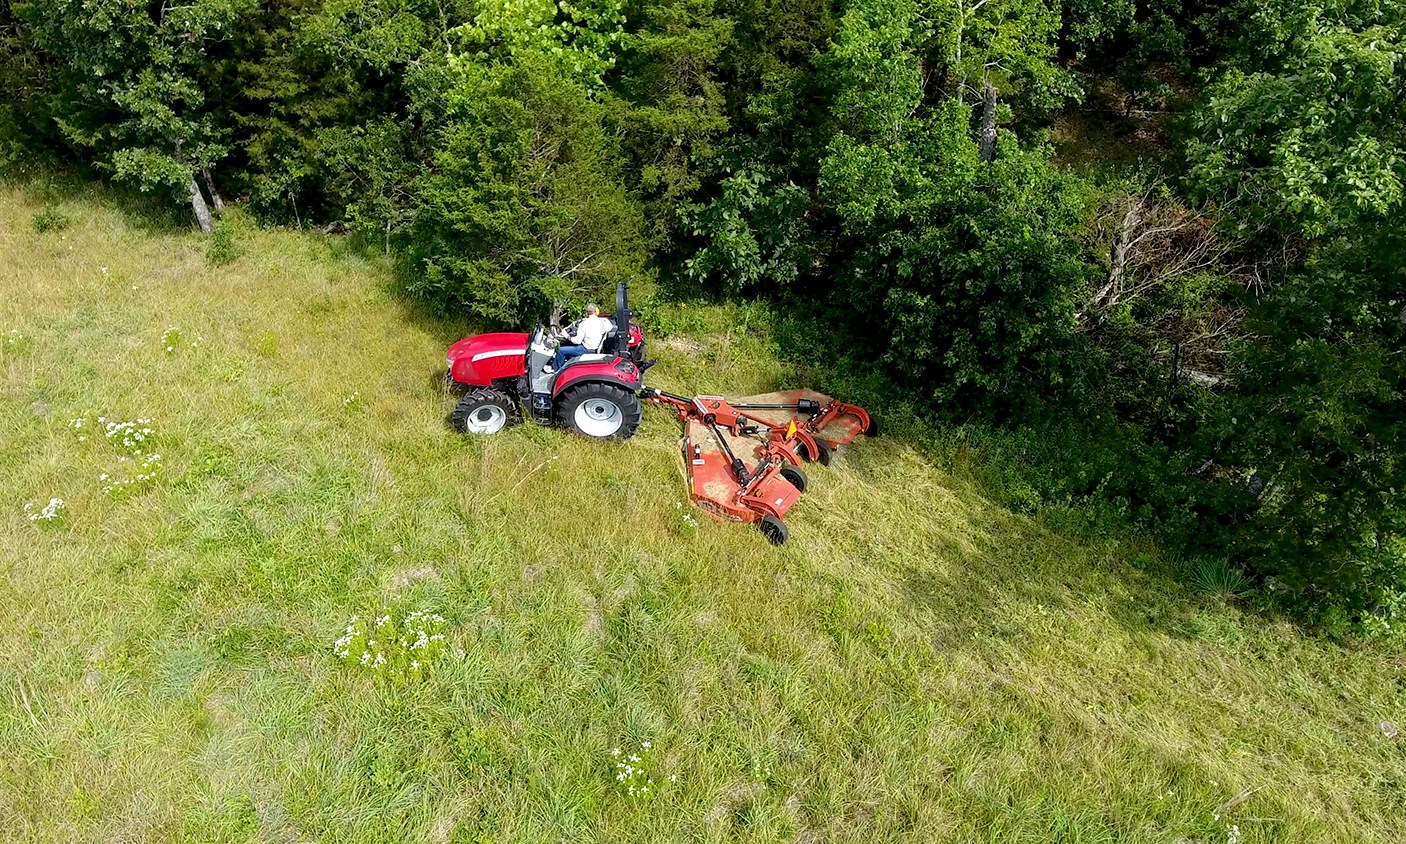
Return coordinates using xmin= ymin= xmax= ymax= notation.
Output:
xmin=1 ymin=187 xmax=1403 ymax=843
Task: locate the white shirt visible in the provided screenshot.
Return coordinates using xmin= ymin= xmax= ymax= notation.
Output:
xmin=571 ymin=315 xmax=614 ymax=352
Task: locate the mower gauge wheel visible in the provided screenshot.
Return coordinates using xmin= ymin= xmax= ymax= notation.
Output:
xmin=759 ymin=514 xmax=789 ymax=546
xmin=779 ymin=464 xmax=808 ymax=493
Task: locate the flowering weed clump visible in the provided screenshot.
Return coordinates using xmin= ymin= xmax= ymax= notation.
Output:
xmin=343 ymin=391 xmax=362 ymax=409
xmin=24 ymin=497 xmax=66 ymax=524
xmin=72 ymin=416 xmax=164 ymax=496
xmin=2 ymin=329 xmax=28 ymax=353
xmin=100 ymin=453 xmax=163 ymax=496
xmin=333 ymin=609 xmax=447 ymax=683
xmin=160 ymin=326 xmax=203 ymax=354
xmin=674 ymin=501 xmax=700 ymax=533
xmin=611 ymin=741 xmax=661 ymax=798
xmin=101 ymin=417 xmax=156 ymax=454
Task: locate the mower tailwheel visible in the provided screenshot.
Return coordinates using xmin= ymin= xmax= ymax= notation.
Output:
xmin=759 ymin=514 xmax=789 ymax=545
xmin=556 ymin=382 xmax=642 ymax=440
xmin=865 ymin=416 xmax=880 ymax=437
xmin=798 ymin=439 xmax=832 ymax=466
xmin=453 ymin=387 xmax=520 ymax=435
xmin=779 ymin=464 xmax=808 ymax=493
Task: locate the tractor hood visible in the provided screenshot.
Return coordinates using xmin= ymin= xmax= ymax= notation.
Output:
xmin=447 ymin=332 xmax=529 ymax=387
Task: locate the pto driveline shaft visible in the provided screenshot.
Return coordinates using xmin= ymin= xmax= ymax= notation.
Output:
xmin=709 ymin=422 xmax=751 ymax=486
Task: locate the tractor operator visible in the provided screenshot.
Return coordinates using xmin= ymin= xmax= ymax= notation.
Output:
xmin=544 ymin=303 xmax=613 ymax=374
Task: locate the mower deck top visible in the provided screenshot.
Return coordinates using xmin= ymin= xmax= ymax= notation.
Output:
xmin=716 ymin=389 xmax=870 ymax=447
xmin=681 ymin=416 xmax=802 ymax=522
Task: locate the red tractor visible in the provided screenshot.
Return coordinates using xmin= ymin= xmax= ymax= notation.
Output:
xmin=446 ymin=282 xmax=649 ymax=439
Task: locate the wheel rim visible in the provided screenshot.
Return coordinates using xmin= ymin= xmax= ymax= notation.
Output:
xmin=464 ymin=404 xmax=508 ymax=434
xmin=574 ymin=397 xmax=624 ymax=437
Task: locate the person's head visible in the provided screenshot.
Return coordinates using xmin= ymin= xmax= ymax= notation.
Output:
xmin=586 ymin=303 xmax=600 ymax=316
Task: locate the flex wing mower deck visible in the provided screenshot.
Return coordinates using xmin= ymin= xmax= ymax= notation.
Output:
xmin=643 ymin=389 xmax=876 ymax=544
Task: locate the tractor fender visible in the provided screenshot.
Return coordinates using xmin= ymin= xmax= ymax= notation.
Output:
xmin=550 ymin=358 xmax=642 ymax=397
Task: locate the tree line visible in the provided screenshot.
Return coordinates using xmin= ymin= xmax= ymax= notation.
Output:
xmin=2 ymin=0 xmax=1402 ymax=630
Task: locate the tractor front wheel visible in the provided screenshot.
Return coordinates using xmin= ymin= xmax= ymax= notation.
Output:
xmin=556 ymin=382 xmax=642 ymax=440
xmin=759 ymin=514 xmax=789 ymax=545
xmin=453 ymin=387 xmax=520 ymax=435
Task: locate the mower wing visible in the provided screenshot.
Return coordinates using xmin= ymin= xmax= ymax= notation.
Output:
xmin=726 ymin=390 xmax=873 ymax=447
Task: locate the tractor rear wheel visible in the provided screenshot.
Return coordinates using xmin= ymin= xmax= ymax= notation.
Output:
xmin=453 ymin=387 xmax=520 ymax=435
xmin=779 ymin=464 xmax=808 ymax=493
xmin=798 ymin=439 xmax=832 ymax=466
xmin=759 ymin=514 xmax=788 ymax=545
xmin=556 ymin=382 xmax=641 ymax=440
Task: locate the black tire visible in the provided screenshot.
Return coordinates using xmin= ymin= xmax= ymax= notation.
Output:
xmin=779 ymin=464 xmax=808 ymax=493
xmin=759 ymin=514 xmax=788 ymax=545
xmin=798 ymin=438 xmax=832 ymax=466
xmin=555 ymin=381 xmax=642 ymax=440
xmin=865 ymin=416 xmax=880 ymax=437
xmin=452 ymin=387 xmax=520 ymax=434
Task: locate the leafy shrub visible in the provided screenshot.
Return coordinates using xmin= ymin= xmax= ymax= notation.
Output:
xmin=206 ymin=222 xmax=241 ymax=266
xmin=680 ymin=159 xmax=811 ymax=295
xmin=31 ymin=205 xmax=70 ymax=232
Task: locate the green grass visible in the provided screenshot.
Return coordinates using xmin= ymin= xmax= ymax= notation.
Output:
xmin=1 ymin=185 xmax=1404 ymax=843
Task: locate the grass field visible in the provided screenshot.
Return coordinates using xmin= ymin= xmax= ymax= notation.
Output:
xmin=1 ymin=184 xmax=1404 ymax=843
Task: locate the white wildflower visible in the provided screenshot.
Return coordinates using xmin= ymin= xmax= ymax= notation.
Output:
xmin=26 ymin=497 xmax=65 ymax=522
